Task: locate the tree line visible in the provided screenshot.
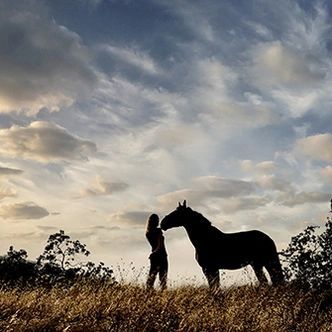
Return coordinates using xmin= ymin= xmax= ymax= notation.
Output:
xmin=0 ymin=230 xmax=115 ymax=288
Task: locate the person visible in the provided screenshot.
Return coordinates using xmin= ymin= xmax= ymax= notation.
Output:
xmin=146 ymin=213 xmax=168 ymax=291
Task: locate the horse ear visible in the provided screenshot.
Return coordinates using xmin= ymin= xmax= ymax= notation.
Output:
xmin=178 ymin=201 xmax=182 ymax=207
xmin=183 ymin=200 xmax=186 ymax=207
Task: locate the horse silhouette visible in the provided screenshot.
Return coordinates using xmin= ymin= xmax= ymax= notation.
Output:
xmin=161 ymin=201 xmax=284 ymax=290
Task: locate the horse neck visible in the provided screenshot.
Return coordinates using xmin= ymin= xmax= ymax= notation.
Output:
xmin=182 ymin=218 xmax=211 ymax=249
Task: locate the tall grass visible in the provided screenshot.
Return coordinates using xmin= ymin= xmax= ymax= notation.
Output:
xmin=0 ymin=280 xmax=331 ymax=331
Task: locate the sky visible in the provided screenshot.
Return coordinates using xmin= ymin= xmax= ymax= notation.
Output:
xmin=0 ymin=0 xmax=332 ymax=286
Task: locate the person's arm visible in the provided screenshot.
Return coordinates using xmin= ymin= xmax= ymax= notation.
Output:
xmin=154 ymin=232 xmax=164 ymax=253
xmin=150 ymin=232 xmax=164 ymax=256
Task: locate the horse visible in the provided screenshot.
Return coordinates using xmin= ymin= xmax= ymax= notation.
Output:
xmin=160 ymin=201 xmax=284 ymax=290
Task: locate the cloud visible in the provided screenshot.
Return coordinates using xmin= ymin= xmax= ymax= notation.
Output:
xmin=251 ymin=41 xmax=325 ymax=85
xmin=318 ymin=166 xmax=332 ymax=182
xmin=0 ymin=166 xmax=23 ymax=176
xmin=103 ymin=45 xmax=161 ymax=75
xmin=157 ymin=177 xmax=258 ymax=212
xmin=190 ymin=176 xmax=256 ymax=197
xmin=0 ymin=121 xmax=97 ymax=163
xmin=77 ymin=175 xmax=129 ymax=197
xmin=246 ymin=3 xmax=331 ymax=119
xmin=0 ymin=187 xmax=18 ymax=200
xmin=239 ymin=160 xmax=278 ymax=174
xmin=294 ymin=134 xmax=332 ymax=162
xmin=0 ymin=201 xmax=49 ymax=220
xmin=220 ymin=196 xmax=270 ymax=214
xmin=157 ymin=189 xmax=206 ymax=211
xmin=186 ymin=57 xmax=280 ymax=128
xmin=0 ymin=9 xmax=97 ymax=115
xmin=279 ymin=191 xmax=331 ymax=207
xmin=107 ymin=211 xmax=151 ymax=226
xmin=256 ymin=175 xmax=291 ymax=192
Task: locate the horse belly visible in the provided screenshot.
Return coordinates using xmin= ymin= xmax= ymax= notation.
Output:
xmin=196 ymin=248 xmax=252 ymax=270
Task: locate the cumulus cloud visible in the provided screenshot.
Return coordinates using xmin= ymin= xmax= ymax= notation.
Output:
xmin=77 ymin=175 xmax=129 ymax=197
xmin=294 ymin=134 xmax=332 ymax=162
xmin=107 ymin=211 xmax=151 ymax=226
xmin=0 ymin=9 xmax=97 ymax=115
xmin=0 ymin=121 xmax=97 ymax=163
xmin=0 ymin=201 xmax=49 ymax=220
xmin=0 ymin=166 xmax=23 ymax=176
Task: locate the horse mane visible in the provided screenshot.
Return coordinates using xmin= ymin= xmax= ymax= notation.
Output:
xmin=189 ymin=208 xmax=212 ymax=227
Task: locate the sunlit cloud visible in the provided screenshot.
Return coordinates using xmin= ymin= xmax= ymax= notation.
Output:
xmin=0 ymin=121 xmax=97 ymax=163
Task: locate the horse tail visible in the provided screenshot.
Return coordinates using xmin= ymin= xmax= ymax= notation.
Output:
xmin=265 ymin=250 xmax=284 ymax=285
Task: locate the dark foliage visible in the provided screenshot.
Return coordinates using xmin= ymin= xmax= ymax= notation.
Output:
xmin=0 ymin=230 xmax=115 ymax=288
xmin=280 ymin=207 xmax=332 ymax=290
xmin=0 ymin=246 xmax=37 ymax=287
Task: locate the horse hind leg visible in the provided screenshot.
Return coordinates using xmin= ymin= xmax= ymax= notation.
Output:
xmin=252 ymin=264 xmax=269 ymax=285
xmin=203 ymin=267 xmax=220 ymax=292
xmin=265 ymin=257 xmax=284 ymax=286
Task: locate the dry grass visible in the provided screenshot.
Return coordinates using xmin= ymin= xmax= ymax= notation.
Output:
xmin=0 ymin=281 xmax=331 ymax=331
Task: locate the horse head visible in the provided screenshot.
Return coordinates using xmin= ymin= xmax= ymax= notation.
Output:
xmin=161 ymin=200 xmax=189 ymax=231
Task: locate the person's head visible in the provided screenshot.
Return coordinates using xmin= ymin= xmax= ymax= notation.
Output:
xmin=146 ymin=213 xmax=159 ymax=232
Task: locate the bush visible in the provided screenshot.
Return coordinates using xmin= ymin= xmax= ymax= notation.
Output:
xmin=280 ymin=208 xmax=332 ymax=289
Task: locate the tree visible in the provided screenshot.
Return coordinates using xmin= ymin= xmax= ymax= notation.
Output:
xmin=0 ymin=230 xmax=115 ymax=288
xmin=37 ymin=230 xmax=90 ymax=271
xmin=37 ymin=230 xmax=114 ymax=284
xmin=280 ymin=202 xmax=332 ymax=289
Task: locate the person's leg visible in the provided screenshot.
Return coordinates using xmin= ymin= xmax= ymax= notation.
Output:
xmin=159 ymin=258 xmax=168 ymax=291
xmin=146 ymin=258 xmax=158 ymax=290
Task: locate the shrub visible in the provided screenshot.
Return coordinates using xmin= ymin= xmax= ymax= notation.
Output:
xmin=280 ymin=204 xmax=332 ymax=289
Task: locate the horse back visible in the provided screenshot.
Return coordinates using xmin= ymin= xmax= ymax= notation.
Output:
xmin=195 ymin=228 xmax=278 ymax=269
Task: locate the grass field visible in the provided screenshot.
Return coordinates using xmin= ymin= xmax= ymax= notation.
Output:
xmin=1 ymin=280 xmax=331 ymax=331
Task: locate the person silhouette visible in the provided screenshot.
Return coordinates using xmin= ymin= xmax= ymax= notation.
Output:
xmin=145 ymin=213 xmax=168 ymax=291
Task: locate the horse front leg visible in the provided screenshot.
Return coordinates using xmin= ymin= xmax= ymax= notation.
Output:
xmin=203 ymin=267 xmax=220 ymax=292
